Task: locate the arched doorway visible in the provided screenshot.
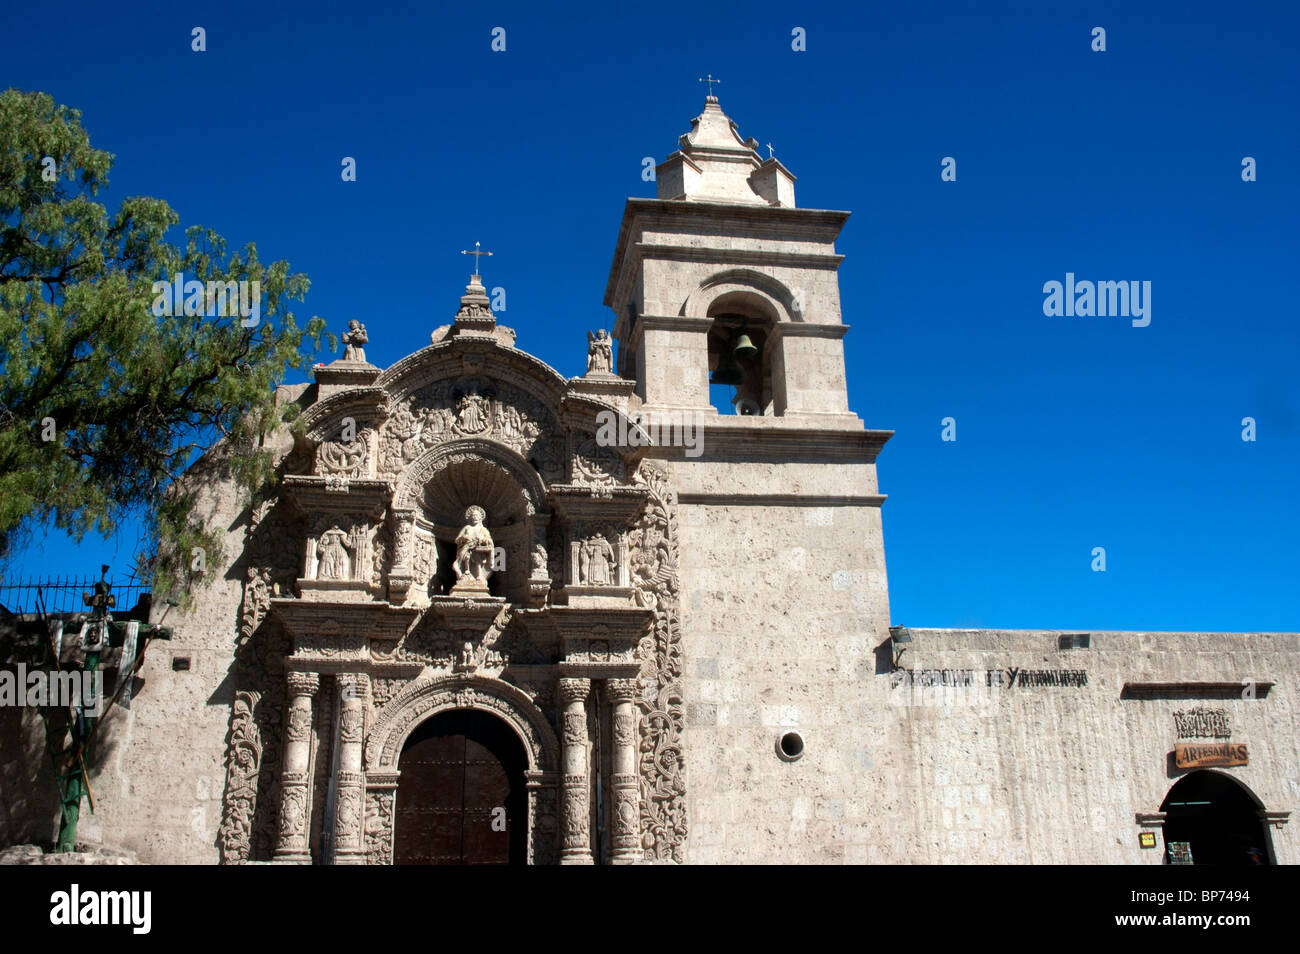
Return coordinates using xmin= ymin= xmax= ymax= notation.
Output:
xmin=1161 ymin=771 xmax=1272 ymax=865
xmin=393 ymin=709 xmax=528 ymax=865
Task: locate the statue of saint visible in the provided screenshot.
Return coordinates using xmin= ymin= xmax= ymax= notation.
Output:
xmin=317 ymin=527 xmax=350 ymax=580
xmin=452 ymin=506 xmax=494 ymax=590
xmin=582 ymin=535 xmax=615 ymax=585
xmin=341 ymin=320 xmax=368 ymax=362
xmin=455 ymin=392 xmax=488 ymax=433
xmin=586 ymin=329 xmax=613 ymax=375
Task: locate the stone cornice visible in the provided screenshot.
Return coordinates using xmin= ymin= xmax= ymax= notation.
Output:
xmin=373 ymin=338 xmax=570 ymax=401
xmin=270 ymin=598 xmax=419 ymax=644
xmin=676 ymin=492 xmax=887 ymax=507
xmin=634 ymin=423 xmax=892 ymax=462
xmin=604 ymin=197 xmax=851 ymax=307
xmin=299 ymin=387 xmax=390 ymax=434
xmin=768 ymin=322 xmax=851 ymax=340
xmin=637 ymin=241 xmax=844 ymax=269
xmin=624 ymin=315 xmax=712 ymax=352
xmin=548 ymin=484 xmax=650 ymax=521
xmin=282 ymin=475 xmax=392 ymax=515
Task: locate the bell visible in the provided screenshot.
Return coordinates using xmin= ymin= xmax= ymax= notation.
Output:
xmin=710 ymin=348 xmax=743 ymax=386
xmin=733 ymin=333 xmax=758 ymax=360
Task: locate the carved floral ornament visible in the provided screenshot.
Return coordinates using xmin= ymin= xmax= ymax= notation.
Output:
xmin=315 ymin=429 xmax=374 ymax=478
xmin=378 ymin=375 xmax=562 ymax=481
xmin=366 ymin=675 xmax=560 ymax=774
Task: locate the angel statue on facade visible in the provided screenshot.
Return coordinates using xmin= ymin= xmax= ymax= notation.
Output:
xmin=452 ymin=505 xmax=494 ymax=591
xmin=342 ymin=320 xmax=368 ymax=362
xmin=586 ymin=328 xmax=613 ymax=375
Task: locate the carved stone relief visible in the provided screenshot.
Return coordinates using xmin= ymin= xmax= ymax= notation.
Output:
xmin=216 ymin=691 xmax=262 ymax=864
xmin=378 ymin=377 xmax=562 ymax=483
xmin=315 ymin=427 xmax=374 ymax=478
xmin=572 ymin=432 xmax=625 ymax=486
xmin=628 ymin=460 xmax=687 ymax=862
xmin=364 ymin=790 xmax=395 ymax=865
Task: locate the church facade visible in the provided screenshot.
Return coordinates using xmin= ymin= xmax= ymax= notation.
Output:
xmin=6 ymin=97 xmax=1295 ymax=865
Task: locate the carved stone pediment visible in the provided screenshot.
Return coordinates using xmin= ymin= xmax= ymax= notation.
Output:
xmin=379 ymin=375 xmax=562 ymax=484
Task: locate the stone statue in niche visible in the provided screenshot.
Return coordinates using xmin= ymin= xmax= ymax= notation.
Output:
xmin=452 ymin=506 xmax=494 ymax=592
xmin=581 ymin=534 xmax=615 ymax=585
xmin=586 ymin=328 xmax=613 ymax=375
xmin=317 ymin=527 xmax=351 ymax=580
xmin=341 ymin=320 xmax=368 ymax=362
xmin=454 ymin=391 xmax=490 ymax=434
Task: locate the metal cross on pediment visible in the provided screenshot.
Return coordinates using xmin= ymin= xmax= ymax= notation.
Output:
xmin=461 ymin=241 xmax=493 ymax=276
xmin=766 ymin=142 xmax=775 ymax=159
xmin=698 ymin=74 xmax=721 ymax=98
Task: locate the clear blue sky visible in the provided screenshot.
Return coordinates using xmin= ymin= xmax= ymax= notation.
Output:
xmin=3 ymin=1 xmax=1297 ymax=631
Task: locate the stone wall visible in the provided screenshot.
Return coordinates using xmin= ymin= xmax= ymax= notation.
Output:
xmin=884 ymin=628 xmax=1298 ymax=864
xmin=671 ymin=445 xmax=903 ymax=863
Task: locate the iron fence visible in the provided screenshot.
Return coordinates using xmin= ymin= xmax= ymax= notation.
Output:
xmin=0 ymin=576 xmax=151 ymax=616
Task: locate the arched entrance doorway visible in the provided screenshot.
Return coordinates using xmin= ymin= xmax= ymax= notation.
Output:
xmin=393 ymin=709 xmax=528 ymax=865
xmin=1161 ymin=771 xmax=1272 ymax=865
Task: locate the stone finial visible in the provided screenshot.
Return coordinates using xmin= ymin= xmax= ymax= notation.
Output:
xmin=452 ymin=274 xmax=496 ymax=334
xmin=655 ymin=97 xmax=797 ymax=207
xmin=341 ymin=320 xmax=368 ymax=362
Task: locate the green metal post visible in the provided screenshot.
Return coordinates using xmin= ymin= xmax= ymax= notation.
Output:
xmin=54 ymin=572 xmax=112 ymax=853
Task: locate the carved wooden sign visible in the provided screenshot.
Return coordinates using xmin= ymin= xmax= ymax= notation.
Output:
xmin=1173 ymin=741 xmax=1248 ymax=769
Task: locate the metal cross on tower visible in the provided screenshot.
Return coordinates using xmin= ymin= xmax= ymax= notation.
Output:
xmin=461 ymin=241 xmax=493 ymax=277
xmin=698 ymin=73 xmax=721 ymax=98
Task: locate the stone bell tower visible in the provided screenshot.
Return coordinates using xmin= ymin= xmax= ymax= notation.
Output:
xmin=604 ymin=94 xmax=858 ymax=422
xmin=602 ymin=96 xmax=901 ymax=862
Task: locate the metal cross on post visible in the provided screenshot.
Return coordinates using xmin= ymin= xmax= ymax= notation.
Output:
xmin=461 ymin=241 xmax=493 ymax=277
xmin=698 ymin=73 xmax=721 ymax=98
xmin=766 ymin=142 xmax=775 ymax=160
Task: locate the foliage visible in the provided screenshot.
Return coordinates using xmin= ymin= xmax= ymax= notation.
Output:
xmin=0 ymin=89 xmax=332 ymax=602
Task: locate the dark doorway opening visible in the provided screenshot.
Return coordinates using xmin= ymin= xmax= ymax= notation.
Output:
xmin=393 ymin=708 xmax=528 ymax=865
xmin=1161 ymin=771 xmax=1271 ymax=865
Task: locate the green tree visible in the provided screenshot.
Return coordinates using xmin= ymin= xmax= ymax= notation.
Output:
xmin=0 ymin=89 xmax=331 ymax=599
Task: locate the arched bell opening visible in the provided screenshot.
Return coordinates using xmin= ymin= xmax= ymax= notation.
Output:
xmin=1160 ymin=770 xmax=1273 ymax=865
xmin=706 ymin=291 xmax=777 ymax=416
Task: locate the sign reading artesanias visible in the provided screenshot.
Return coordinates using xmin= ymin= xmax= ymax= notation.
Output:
xmin=1174 ymin=741 xmax=1249 ymax=769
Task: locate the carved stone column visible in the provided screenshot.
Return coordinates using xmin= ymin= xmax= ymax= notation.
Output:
xmin=274 ymin=670 xmax=320 ymax=863
xmin=558 ymin=677 xmax=593 ymax=865
xmin=332 ymin=673 xmax=368 ymax=864
xmin=606 ymin=677 xmax=641 ymax=864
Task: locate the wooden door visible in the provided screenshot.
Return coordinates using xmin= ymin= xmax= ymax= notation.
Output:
xmin=392 ymin=709 xmax=526 ymax=865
